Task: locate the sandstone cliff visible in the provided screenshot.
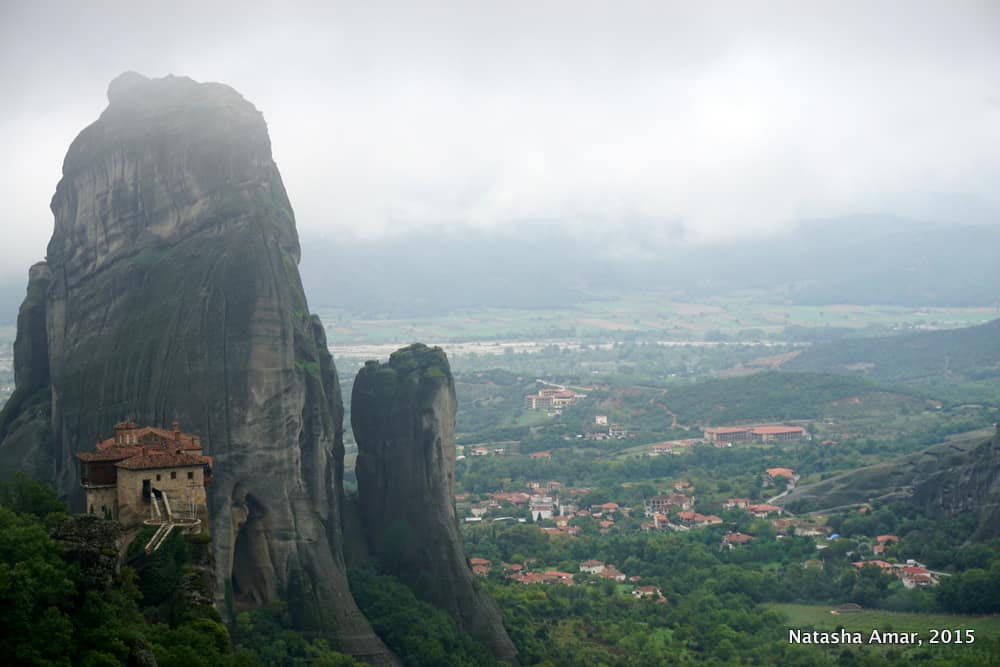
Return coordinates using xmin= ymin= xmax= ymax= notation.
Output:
xmin=352 ymin=343 xmax=519 ymax=665
xmin=0 ymin=72 xmax=397 ymax=665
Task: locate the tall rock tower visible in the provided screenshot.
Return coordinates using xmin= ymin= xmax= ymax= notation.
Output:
xmin=352 ymin=344 xmax=520 ymax=665
xmin=0 ymin=72 xmax=398 ymax=665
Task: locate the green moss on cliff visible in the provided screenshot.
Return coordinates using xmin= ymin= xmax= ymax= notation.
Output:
xmin=356 ymin=344 xmax=452 ymax=408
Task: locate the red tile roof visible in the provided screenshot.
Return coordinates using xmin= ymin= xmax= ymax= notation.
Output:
xmin=115 ymin=451 xmax=210 ymax=470
xmin=749 ymin=503 xmax=782 ymax=512
xmin=80 ymin=422 xmax=211 ymax=473
xmin=77 ymin=446 xmax=144 ymax=462
xmin=97 ymin=425 xmax=202 ymax=451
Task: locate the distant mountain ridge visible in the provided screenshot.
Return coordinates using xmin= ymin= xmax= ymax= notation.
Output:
xmin=3 ymin=216 xmax=997 ymax=323
xmin=296 ymin=217 xmax=1000 ymax=317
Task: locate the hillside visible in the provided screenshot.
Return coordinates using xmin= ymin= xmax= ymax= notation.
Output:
xmin=655 ymin=372 xmax=900 ymax=426
xmin=780 ymin=426 xmax=1000 ymax=539
xmin=784 ymin=318 xmax=1000 ymax=386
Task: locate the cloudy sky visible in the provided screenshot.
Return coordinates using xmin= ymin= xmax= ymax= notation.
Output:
xmin=1 ymin=1 xmax=998 ymax=280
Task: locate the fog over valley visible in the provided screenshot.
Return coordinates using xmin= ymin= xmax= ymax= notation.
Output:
xmin=2 ymin=1 xmax=999 ymax=290
xmin=1 ymin=4 xmax=1000 ymax=666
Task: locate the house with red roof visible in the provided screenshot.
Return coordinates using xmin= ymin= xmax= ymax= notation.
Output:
xmin=77 ymin=421 xmax=211 ymax=533
xmin=852 ymin=560 xmax=894 ymax=571
xmin=765 ymin=467 xmax=797 ymax=482
xmin=493 ymin=492 xmax=531 ymax=506
xmin=722 ymin=532 xmax=753 ymax=548
xmin=598 ymin=565 xmax=626 ymax=582
xmin=543 ymin=571 xmax=575 ymax=585
xmin=748 ymin=503 xmax=783 ymax=518
xmin=469 ymin=558 xmax=492 ymax=576
xmin=897 ymin=565 xmax=938 ymax=588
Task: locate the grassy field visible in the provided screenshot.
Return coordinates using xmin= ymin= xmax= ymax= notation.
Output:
xmin=317 ymin=297 xmax=998 ymax=346
xmin=765 ymin=603 xmax=1000 ymax=640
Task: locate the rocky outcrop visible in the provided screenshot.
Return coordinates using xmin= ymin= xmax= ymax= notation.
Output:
xmin=0 ymin=73 xmax=397 ymax=665
xmin=0 ymin=262 xmax=54 ymax=480
xmin=352 ymin=344 xmax=519 ymax=665
xmin=781 ymin=425 xmax=1000 ymax=539
xmin=911 ymin=424 xmax=1000 ymax=540
xmin=52 ymin=514 xmax=122 ymax=590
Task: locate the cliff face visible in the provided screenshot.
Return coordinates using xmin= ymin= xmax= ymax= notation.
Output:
xmin=0 ymin=262 xmax=54 ymax=479
xmin=0 ymin=73 xmax=397 ymax=665
xmin=911 ymin=425 xmax=1000 ymax=540
xmin=352 ymin=344 xmax=519 ymax=665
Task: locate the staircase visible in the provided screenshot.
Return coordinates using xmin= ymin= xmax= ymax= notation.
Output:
xmin=144 ymin=489 xmax=177 ymax=554
xmin=144 ymin=522 xmax=176 ymax=554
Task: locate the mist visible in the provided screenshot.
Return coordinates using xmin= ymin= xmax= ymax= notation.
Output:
xmin=1 ymin=1 xmax=999 ymax=282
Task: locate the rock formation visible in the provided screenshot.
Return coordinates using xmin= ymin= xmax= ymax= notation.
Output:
xmin=911 ymin=424 xmax=1000 ymax=540
xmin=0 ymin=73 xmax=397 ymax=665
xmin=52 ymin=514 xmax=122 ymax=590
xmin=352 ymin=344 xmax=520 ymax=665
xmin=780 ymin=424 xmax=1000 ymax=539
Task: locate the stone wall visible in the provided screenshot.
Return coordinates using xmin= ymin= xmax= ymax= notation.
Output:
xmin=117 ymin=465 xmax=207 ymax=528
xmin=84 ymin=485 xmax=117 ymax=519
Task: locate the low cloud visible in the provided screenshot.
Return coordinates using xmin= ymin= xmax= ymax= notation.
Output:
xmin=1 ymin=1 xmax=998 ymax=278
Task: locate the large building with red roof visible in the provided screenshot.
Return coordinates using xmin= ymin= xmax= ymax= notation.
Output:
xmin=704 ymin=425 xmax=806 ymax=444
xmin=524 ymin=387 xmax=585 ymax=411
xmin=77 ymin=421 xmax=212 ymax=529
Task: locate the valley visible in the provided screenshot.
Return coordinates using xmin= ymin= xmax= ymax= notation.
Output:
xmin=322 ymin=300 xmax=1000 ymax=665
xmin=1 ymin=9 xmax=998 ymax=660
xmin=3 ymin=288 xmax=999 ymax=665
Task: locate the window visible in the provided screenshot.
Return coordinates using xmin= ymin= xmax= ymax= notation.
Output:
xmin=156 ymin=474 xmax=161 ymax=481
xmin=187 ymin=471 xmax=194 ymax=480
xmin=171 ymin=471 xmax=177 ymax=480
